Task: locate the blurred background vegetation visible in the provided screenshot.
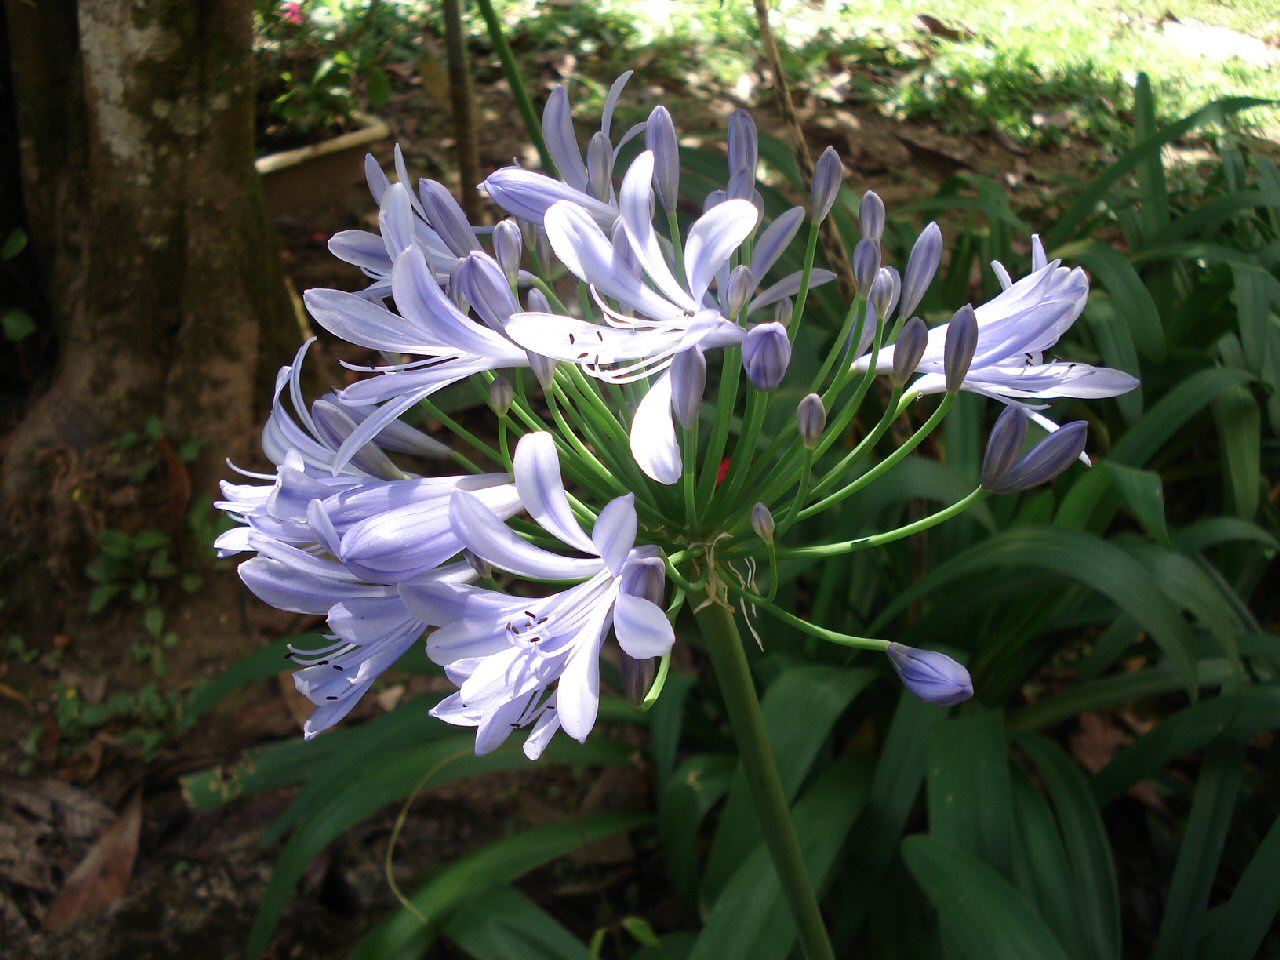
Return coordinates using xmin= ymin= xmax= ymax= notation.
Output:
xmin=1 ymin=1 xmax=1277 ymax=958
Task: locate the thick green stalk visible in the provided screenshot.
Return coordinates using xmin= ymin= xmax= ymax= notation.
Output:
xmin=691 ymin=589 xmax=837 ymax=960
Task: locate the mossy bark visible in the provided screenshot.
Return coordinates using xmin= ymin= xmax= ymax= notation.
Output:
xmin=1 ymin=0 xmax=295 ymax=642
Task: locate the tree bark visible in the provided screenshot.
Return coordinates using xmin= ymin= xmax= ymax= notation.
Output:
xmin=2 ymin=0 xmax=295 ymax=631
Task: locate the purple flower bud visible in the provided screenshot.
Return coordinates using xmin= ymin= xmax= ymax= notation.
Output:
xmin=527 ymin=351 xmax=557 ymax=390
xmin=620 ymin=654 xmax=657 ymax=707
xmin=943 ymin=304 xmax=978 ymax=394
xmin=728 ymin=168 xmax=755 ymax=204
xmin=743 ymin=322 xmax=791 ymax=390
xmin=811 ymin=146 xmax=843 ymax=223
xmin=492 ymin=219 xmax=523 ymax=283
xmin=703 ymin=189 xmax=728 ymax=211
xmin=984 ymin=420 xmax=1089 ymax=494
xmin=488 ymin=375 xmax=514 ymax=416
xmin=899 ymin=221 xmax=942 ymax=318
xmin=773 ymin=298 xmax=793 ymax=328
xmin=796 ymin=393 xmax=826 ymax=447
xmin=464 ymin=548 xmax=492 ymax=580
xmin=887 ymin=643 xmax=974 ymax=705
xmin=860 ymin=190 xmax=885 ymax=242
xmin=981 ymin=405 xmax=1028 ymax=490
xmin=610 ymin=218 xmax=643 ymax=276
xmin=669 ymin=347 xmax=706 ymax=429
xmin=646 ymin=106 xmax=680 ymax=213
xmin=617 ymin=556 xmax=667 ymax=706
xmin=454 ymin=253 xmax=517 ymax=332
xmin=869 ymin=266 xmax=900 ymax=321
xmin=892 ymin=316 xmax=928 ymax=388
xmin=728 ymin=109 xmax=758 ymax=182
xmin=726 ymin=265 xmax=755 ymax=318
xmin=526 ymin=287 xmax=551 ymax=313
xmin=852 ymin=238 xmax=881 ymax=294
xmin=751 ymin=502 xmax=775 ymax=544
xmin=447 ymin=262 xmax=469 ymax=312
xmin=586 ymin=131 xmax=613 ymax=203
xmin=418 ymin=179 xmax=482 ymax=258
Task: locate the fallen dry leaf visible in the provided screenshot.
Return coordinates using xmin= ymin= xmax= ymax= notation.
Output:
xmin=41 ymin=788 xmax=142 ymax=932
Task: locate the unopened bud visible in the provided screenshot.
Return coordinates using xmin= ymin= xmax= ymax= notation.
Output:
xmin=751 ymin=502 xmax=775 ymax=544
xmin=492 ymin=219 xmax=523 ymax=283
xmin=811 ymin=146 xmax=843 ymax=223
xmin=899 ymin=221 xmax=942 ymax=319
xmin=860 ymin=190 xmax=886 ymax=242
xmin=526 ymin=351 xmax=557 ymax=390
xmin=446 ymin=262 xmax=469 ymax=312
xmin=742 ymin=322 xmax=791 ymax=390
xmin=943 ymin=304 xmax=978 ymax=393
xmin=488 ymin=375 xmax=514 ymax=416
xmin=983 ymin=417 xmax=1089 ymax=494
xmin=869 ymin=266 xmax=900 ymax=321
xmin=892 ymin=317 xmax=928 ymax=388
xmin=773 ymin=298 xmax=793 ymax=328
xmin=796 ymin=393 xmax=826 ymax=447
xmin=620 ymin=654 xmax=658 ymax=707
xmin=418 ymin=179 xmax=481 ymax=258
xmin=980 ymin=405 xmax=1028 ymax=489
xmin=728 ymin=109 xmax=758 ymax=182
xmin=669 ymin=347 xmax=706 ymax=429
xmin=646 ymin=107 xmax=680 ymax=213
xmin=587 ymin=131 xmax=614 ymax=203
xmin=886 ymin=643 xmax=973 ymax=705
xmin=454 ymin=253 xmax=517 ymax=332
xmin=726 ymin=265 xmax=755 ymax=318
xmin=526 ymin=287 xmax=551 ymax=313
xmin=852 ymin=238 xmax=881 ymax=294
xmin=464 ymin=548 xmax=492 ymax=580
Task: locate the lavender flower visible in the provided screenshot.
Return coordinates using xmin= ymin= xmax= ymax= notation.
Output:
xmin=400 ymin=434 xmax=674 ymax=757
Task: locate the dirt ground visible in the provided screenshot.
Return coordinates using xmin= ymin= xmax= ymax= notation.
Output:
xmin=0 ymin=50 xmax=1209 ymax=959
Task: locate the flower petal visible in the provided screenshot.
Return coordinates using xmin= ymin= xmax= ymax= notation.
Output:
xmin=513 ymin=432 xmax=596 ymax=553
xmin=451 ymin=490 xmax=602 ymax=580
xmin=629 ymin=371 xmax=682 ymax=484
xmin=684 ymin=198 xmax=759 ymax=303
xmin=618 ymin=152 xmax=698 ymax=312
xmin=613 ymin=592 xmax=675 ymax=658
xmin=591 ymin=494 xmax=637 ymax=576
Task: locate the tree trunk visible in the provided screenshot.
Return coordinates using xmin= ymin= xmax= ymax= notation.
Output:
xmin=2 ymin=0 xmax=295 ymax=641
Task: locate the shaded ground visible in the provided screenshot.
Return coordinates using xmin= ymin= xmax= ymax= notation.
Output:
xmin=0 ymin=47 xmax=1264 ymax=958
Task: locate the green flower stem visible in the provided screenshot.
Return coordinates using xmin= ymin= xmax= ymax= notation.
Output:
xmin=777 ymin=448 xmax=814 ymax=536
xmin=667 ymin=211 xmax=686 ymax=280
xmin=418 ymin=398 xmax=503 ymax=466
xmin=690 ymin=589 xmax=837 ymax=960
xmin=682 ymin=416 xmax=701 ymax=535
xmin=776 ymin=486 xmax=989 ymax=560
xmin=786 ymin=222 xmax=822 ymax=343
xmin=707 ymin=387 xmax=770 ymax=529
xmin=810 ymin=294 xmax=865 ymax=394
xmin=448 ymin=449 xmax=484 ymax=474
xmin=696 ymin=346 xmax=742 ymax=509
xmin=807 ymin=386 xmax=906 ymax=501
xmin=797 ymin=393 xmax=955 ymax=522
xmin=728 ymin=580 xmax=889 ymax=652
xmin=497 ymin=412 xmax=513 ymax=471
xmin=472 ymin=0 xmax=553 ymax=176
xmin=545 ymin=388 xmax=627 ymax=498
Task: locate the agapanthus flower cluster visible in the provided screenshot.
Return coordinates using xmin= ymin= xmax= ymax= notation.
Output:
xmin=218 ymin=75 xmax=1137 ymax=753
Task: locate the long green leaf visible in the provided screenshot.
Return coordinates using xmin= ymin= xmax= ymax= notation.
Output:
xmin=178 ymin=633 xmax=313 ymax=732
xmin=1211 ymin=385 xmax=1261 ymax=520
xmin=1093 ymin=688 xmax=1279 ymax=804
xmin=1151 ymin=736 xmax=1247 ymax=960
xmin=443 ymin=886 xmax=590 ymax=960
xmin=349 ymin=811 xmax=650 ymax=960
xmin=927 ymin=711 xmax=1013 ymax=878
xmin=870 ymin=528 xmax=1199 ymax=695
xmin=688 ymin=754 xmax=871 ymax=960
xmin=1197 ymin=813 xmax=1280 ymax=960
xmin=1043 ymin=96 xmax=1273 ymax=250
xmin=1017 ymin=735 xmax=1121 ymax=960
xmin=700 ymin=665 xmax=874 ymax=901
xmin=903 ymin=835 xmax=1073 ymax=960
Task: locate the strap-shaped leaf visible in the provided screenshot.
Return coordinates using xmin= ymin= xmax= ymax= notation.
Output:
xmin=927 ymin=710 xmax=1014 ymax=879
xmin=903 ymin=835 xmax=1072 ymax=960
